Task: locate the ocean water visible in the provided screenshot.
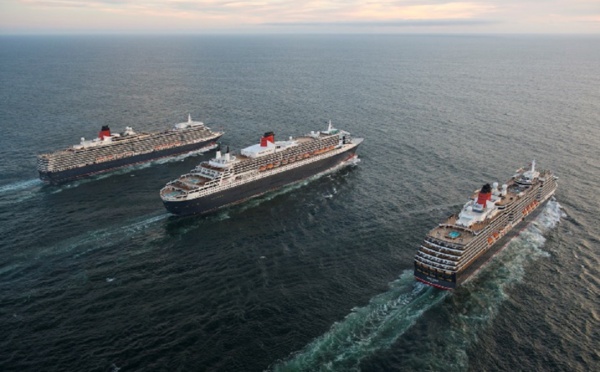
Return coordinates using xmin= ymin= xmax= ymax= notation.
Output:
xmin=0 ymin=35 xmax=598 ymax=371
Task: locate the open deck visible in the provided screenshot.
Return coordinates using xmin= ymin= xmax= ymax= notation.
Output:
xmin=427 ymin=187 xmax=521 ymax=246
xmin=428 ymin=222 xmax=476 ymax=246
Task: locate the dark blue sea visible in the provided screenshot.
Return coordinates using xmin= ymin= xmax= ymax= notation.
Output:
xmin=0 ymin=35 xmax=598 ymax=371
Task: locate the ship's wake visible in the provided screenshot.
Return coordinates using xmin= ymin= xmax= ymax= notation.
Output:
xmin=272 ymin=200 xmax=563 ymax=371
xmin=422 ymin=199 xmax=564 ymax=370
xmin=3 ymin=212 xmax=171 ymax=283
xmin=0 ymin=179 xmax=45 ymax=206
xmin=272 ymin=273 xmax=448 ymax=372
xmin=23 ymin=213 xmax=170 ymax=261
xmin=0 ymin=178 xmax=43 ymax=194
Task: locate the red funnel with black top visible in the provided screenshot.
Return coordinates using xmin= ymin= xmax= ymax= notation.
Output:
xmin=260 ymin=131 xmax=274 ymax=147
xmin=99 ymin=125 xmax=111 ymax=140
xmin=477 ymin=183 xmax=492 ymax=206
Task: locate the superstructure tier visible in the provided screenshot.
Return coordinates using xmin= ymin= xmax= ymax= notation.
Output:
xmin=160 ymin=122 xmax=363 ymax=216
xmin=414 ymin=161 xmax=557 ymax=290
xmin=37 ymin=115 xmax=223 ymax=184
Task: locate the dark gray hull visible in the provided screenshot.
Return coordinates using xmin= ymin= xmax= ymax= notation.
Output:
xmin=39 ymin=137 xmax=221 ymax=185
xmin=414 ymin=197 xmax=551 ymax=290
xmin=163 ymin=146 xmax=359 ymax=216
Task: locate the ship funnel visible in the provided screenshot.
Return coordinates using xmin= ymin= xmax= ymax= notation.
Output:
xmin=260 ymin=131 xmax=275 ymax=147
xmin=188 ymin=114 xmax=192 ymax=123
xmin=476 ymin=183 xmax=492 ymax=206
xmin=216 ymin=151 xmax=222 ymax=159
xmin=99 ymin=125 xmax=111 ymax=140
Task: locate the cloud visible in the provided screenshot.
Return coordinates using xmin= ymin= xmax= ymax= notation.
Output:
xmin=263 ymin=19 xmax=500 ymax=27
xmin=3 ymin=0 xmax=599 ymax=33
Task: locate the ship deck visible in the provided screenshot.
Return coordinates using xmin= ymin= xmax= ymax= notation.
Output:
xmin=233 ymin=136 xmax=317 ymax=162
xmin=427 ymin=187 xmax=522 ymax=245
xmin=428 ymin=222 xmax=476 ymax=246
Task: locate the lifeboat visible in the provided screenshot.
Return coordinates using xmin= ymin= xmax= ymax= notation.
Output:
xmin=493 ymin=232 xmax=499 ymax=239
xmin=267 ymin=164 xmax=274 ymax=169
xmin=313 ymin=148 xmax=327 ymax=155
xmin=487 ymin=237 xmax=494 ymax=245
xmin=259 ymin=166 xmax=267 ymax=172
xmin=303 ymin=153 xmax=310 ymax=158
xmin=274 ymin=161 xmax=281 ymax=167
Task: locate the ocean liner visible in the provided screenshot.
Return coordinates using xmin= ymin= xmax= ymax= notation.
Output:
xmin=160 ymin=121 xmax=363 ymax=216
xmin=414 ymin=161 xmax=557 ymax=290
xmin=37 ymin=115 xmax=223 ymax=184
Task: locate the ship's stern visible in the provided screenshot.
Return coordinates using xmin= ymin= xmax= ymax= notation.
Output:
xmin=414 ymin=262 xmax=457 ymax=290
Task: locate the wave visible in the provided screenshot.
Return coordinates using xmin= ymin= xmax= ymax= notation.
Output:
xmin=272 ymin=200 xmax=563 ymax=371
xmin=0 ymin=179 xmax=43 ymax=194
xmin=404 ymin=199 xmax=564 ymax=371
xmin=0 ymin=179 xmax=45 ymax=206
xmin=272 ymin=273 xmax=448 ymax=371
xmin=31 ymin=213 xmax=170 ymax=260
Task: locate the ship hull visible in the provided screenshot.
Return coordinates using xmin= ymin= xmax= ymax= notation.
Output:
xmin=414 ymin=194 xmax=553 ymax=290
xmin=163 ymin=146 xmax=359 ymax=216
xmin=39 ymin=137 xmax=221 ymax=185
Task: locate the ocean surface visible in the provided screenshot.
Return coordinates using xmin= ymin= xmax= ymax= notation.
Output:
xmin=0 ymin=35 xmax=598 ymax=371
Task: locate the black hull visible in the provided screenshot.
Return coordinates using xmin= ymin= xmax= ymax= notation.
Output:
xmin=414 ymin=197 xmax=551 ymax=290
xmin=39 ymin=137 xmax=221 ymax=185
xmin=163 ymin=147 xmax=359 ymax=216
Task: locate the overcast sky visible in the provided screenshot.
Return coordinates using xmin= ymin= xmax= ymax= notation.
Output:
xmin=1 ymin=0 xmax=599 ymax=34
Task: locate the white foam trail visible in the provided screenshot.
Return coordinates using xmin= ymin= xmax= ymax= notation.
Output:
xmin=272 ymin=272 xmax=448 ymax=371
xmin=30 ymin=213 xmax=170 ymax=259
xmin=403 ymin=199 xmax=563 ymax=371
xmin=0 ymin=179 xmax=45 ymax=206
xmin=0 ymin=179 xmax=43 ymax=194
xmin=273 ymin=200 xmax=563 ymax=372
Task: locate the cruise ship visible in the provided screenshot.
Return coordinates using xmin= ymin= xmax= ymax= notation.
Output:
xmin=37 ymin=115 xmax=223 ymax=184
xmin=414 ymin=161 xmax=557 ymax=290
xmin=160 ymin=121 xmax=363 ymax=216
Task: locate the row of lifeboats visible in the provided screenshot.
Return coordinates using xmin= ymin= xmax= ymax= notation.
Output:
xmin=486 ymin=225 xmax=511 ymax=246
xmin=257 ymin=145 xmax=336 ymax=172
xmin=521 ymin=200 xmax=539 ymax=217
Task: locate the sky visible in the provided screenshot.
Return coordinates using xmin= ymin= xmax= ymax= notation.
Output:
xmin=0 ymin=0 xmax=599 ymax=35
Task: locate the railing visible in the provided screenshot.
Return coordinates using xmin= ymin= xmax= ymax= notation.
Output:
xmin=162 ymin=142 xmax=357 ymax=201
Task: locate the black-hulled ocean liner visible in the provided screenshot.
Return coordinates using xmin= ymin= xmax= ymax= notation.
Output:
xmin=160 ymin=122 xmax=363 ymax=216
xmin=414 ymin=161 xmax=557 ymax=290
xmin=37 ymin=115 xmax=222 ymax=184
